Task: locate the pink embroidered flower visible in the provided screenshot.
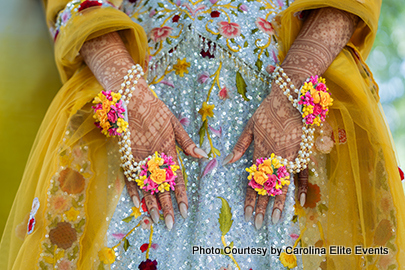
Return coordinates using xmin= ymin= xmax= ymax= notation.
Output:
xmin=176 ymin=0 xmax=181 ymax=5
xmin=210 ymin=0 xmax=218 ymax=3
xmin=218 ymin=86 xmax=230 ymax=100
xmin=265 ymin=65 xmax=276 ymax=74
xmin=315 ymin=136 xmax=334 ymax=154
xmin=255 ymin=18 xmax=274 ymax=35
xmin=178 ymin=113 xmax=190 ymax=127
xmin=198 ymin=72 xmax=210 ymax=84
xmin=150 ymin=26 xmax=173 ymax=42
xmin=209 ymin=125 xmax=222 ymax=137
xmin=239 ymin=4 xmax=248 ymax=12
xmin=141 ymin=216 xmax=152 ymax=230
xmin=112 ymin=232 xmax=126 ymax=240
xmin=58 ymin=259 xmax=72 ymax=270
xmin=290 ymin=233 xmax=300 ymax=240
xmin=160 ymin=79 xmax=175 ymax=88
xmin=217 ymin=21 xmax=241 ymax=39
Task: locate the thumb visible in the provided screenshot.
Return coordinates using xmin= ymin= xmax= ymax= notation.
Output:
xmin=223 ymin=118 xmax=254 ymax=165
xmin=171 ymin=116 xmax=208 ymax=158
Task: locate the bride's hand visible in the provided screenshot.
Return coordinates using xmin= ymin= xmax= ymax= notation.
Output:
xmin=222 ymin=7 xmax=359 ymax=229
xmin=124 ymin=78 xmax=207 ymax=230
xmin=80 ymin=32 xmax=207 ymax=230
xmin=223 ymin=80 xmax=308 ymax=229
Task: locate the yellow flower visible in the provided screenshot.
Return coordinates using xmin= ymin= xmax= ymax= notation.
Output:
xmin=64 ymin=207 xmax=80 ymax=222
xmin=150 ymin=168 xmax=166 ymax=184
xmin=171 ymin=165 xmax=180 ymax=173
xmin=158 ymin=182 xmax=170 ymax=192
xmin=279 ymin=252 xmax=297 ymax=269
xmin=259 ymin=159 xmax=273 ymax=174
xmin=173 ymin=58 xmax=190 ymax=77
xmin=130 ymin=206 xmax=142 ymax=219
xmin=136 ymin=176 xmax=146 ymax=189
xmin=148 ymin=159 xmax=160 ymax=172
xmin=271 ymin=157 xmax=281 ymax=168
xmin=198 ymin=101 xmax=215 ymax=121
xmin=255 ymin=188 xmax=268 ymax=196
xmin=116 ymin=118 xmax=128 ymax=133
xmin=111 ymin=92 xmax=121 ymax=103
xmin=93 ymin=92 xmax=106 ymax=104
xmin=254 ymin=171 xmax=268 ymax=185
xmin=98 ymin=247 xmax=116 ymax=265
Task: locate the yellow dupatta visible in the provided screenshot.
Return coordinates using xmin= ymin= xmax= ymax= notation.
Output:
xmin=276 ymin=0 xmax=405 ymax=268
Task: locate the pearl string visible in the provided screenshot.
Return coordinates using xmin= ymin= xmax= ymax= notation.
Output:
xmin=116 ymin=64 xmax=153 ymax=181
xmin=270 ymin=66 xmax=319 ymax=176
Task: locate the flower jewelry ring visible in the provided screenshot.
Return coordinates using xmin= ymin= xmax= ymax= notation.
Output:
xmin=246 ymin=66 xmax=333 ymax=196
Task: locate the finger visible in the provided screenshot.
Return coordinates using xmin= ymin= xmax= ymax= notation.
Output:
xmin=157 ymin=191 xmax=174 ymax=230
xmin=244 ymin=186 xmax=257 ymax=222
xmin=298 ymin=168 xmax=309 ymax=206
xmin=125 ymin=177 xmax=140 ymax=208
xmin=171 ymin=116 xmax=207 ymax=158
xmin=223 ymin=118 xmax=254 ymax=165
xmin=142 ymin=189 xmax=160 ymax=224
xmin=255 ymin=194 xmax=270 ymax=230
xmin=166 ymin=147 xmax=188 ymax=219
xmin=272 ymin=184 xmax=289 ymax=224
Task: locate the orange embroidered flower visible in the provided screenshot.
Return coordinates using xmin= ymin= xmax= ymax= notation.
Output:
xmin=303 ymin=183 xmax=321 ymax=208
xmin=58 ymin=168 xmax=86 ymax=194
xmin=49 ymin=222 xmax=77 ymax=249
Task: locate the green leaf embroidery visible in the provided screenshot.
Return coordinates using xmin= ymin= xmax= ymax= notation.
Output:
xmin=77 ymin=194 xmax=84 ymax=203
xmin=253 ymin=47 xmax=259 ymax=54
xmin=124 ymin=238 xmax=131 ymax=251
xmin=220 ymin=241 xmax=234 ymax=254
xmin=137 ymin=18 xmax=143 ymax=22
xmin=157 ymin=2 xmax=164 ymax=7
xmin=255 ymin=59 xmax=263 ymax=71
xmin=386 ymin=241 xmax=397 ymax=252
xmin=265 ymin=49 xmax=269 ymax=57
xmin=317 ymin=203 xmax=328 ymax=214
xmin=98 ymin=262 xmax=105 ymax=270
xmin=230 ymin=10 xmax=237 ymax=16
xmin=251 ymin=28 xmax=259 ymax=34
xmin=259 ymin=6 xmax=265 ymax=10
xmin=236 ymin=71 xmax=250 ymax=101
xmin=292 ymin=215 xmax=298 ymax=223
xmin=122 ymin=216 xmax=133 ymax=223
xmin=181 ymin=164 xmax=188 ymax=187
xmin=197 ymin=16 xmax=204 ymax=20
xmin=39 ymin=261 xmax=48 ymax=270
xmin=217 ymin=197 xmax=233 ymax=236
xmin=216 ymin=34 xmax=222 ymax=41
xmin=212 ymin=147 xmax=221 ymax=157
xmin=240 ymin=33 xmax=245 ymax=39
xmin=230 ymin=38 xmax=235 ymax=44
xmin=199 ymin=121 xmax=207 ymax=146
xmin=156 ymin=14 xmax=165 ymax=19
xmin=244 ymin=41 xmax=248 ymax=47
xmin=387 ymin=265 xmax=397 ymax=270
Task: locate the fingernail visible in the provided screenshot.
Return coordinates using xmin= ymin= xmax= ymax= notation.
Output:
xmin=194 ymin=147 xmax=208 ymax=158
xmin=300 ymin=193 xmax=306 ymax=207
xmin=255 ymin=213 xmax=263 ymax=230
xmin=179 ymin=202 xmax=188 ymax=219
xmin=272 ymin=209 xmax=281 ymax=224
xmin=150 ymin=208 xmax=159 ymax=224
xmin=132 ymin=196 xmax=140 ymax=208
xmin=165 ymin=215 xmax=173 ymax=231
xmin=222 ymin=153 xmax=234 ymax=166
xmin=245 ymin=206 xmax=253 ymax=222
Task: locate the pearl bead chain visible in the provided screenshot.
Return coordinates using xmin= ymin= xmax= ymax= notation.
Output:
xmin=116 ymin=64 xmax=151 ymax=181
xmin=271 ymin=66 xmax=317 ymax=174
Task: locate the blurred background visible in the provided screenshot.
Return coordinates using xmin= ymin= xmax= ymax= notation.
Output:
xmin=0 ymin=0 xmax=404 ymax=236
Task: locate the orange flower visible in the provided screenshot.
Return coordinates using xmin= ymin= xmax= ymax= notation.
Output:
xmin=150 ymin=168 xmax=166 ymax=184
xmin=303 ymin=183 xmax=321 ymax=208
xmin=254 ymin=171 xmax=268 ymax=185
xmin=310 ymin=87 xmax=321 ymax=104
xmin=320 ymin=91 xmax=332 ymax=108
xmin=58 ymin=168 xmax=86 ymax=194
xmin=258 ymin=159 xmax=273 ymax=174
xmin=49 ymin=222 xmax=77 ymax=249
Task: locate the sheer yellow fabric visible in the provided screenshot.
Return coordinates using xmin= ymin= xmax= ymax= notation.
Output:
xmin=276 ymin=0 xmax=405 ymax=268
xmin=0 ymin=1 xmax=147 ymax=269
xmin=1 ymin=0 xmax=404 ymax=269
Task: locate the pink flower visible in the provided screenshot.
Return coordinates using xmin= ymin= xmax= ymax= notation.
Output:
xmin=107 ymin=110 xmax=117 ymax=123
xmin=313 ymin=104 xmax=322 ymax=115
xmin=239 ymin=4 xmax=248 ymax=12
xmin=209 ymin=125 xmax=222 ymax=137
xmin=264 ymin=175 xmax=277 ymax=190
xmin=265 ymin=65 xmax=275 ymax=74
xmin=176 ymin=0 xmax=181 ymax=5
xmin=178 ymin=113 xmax=190 ymax=127
xmin=290 ymin=233 xmax=299 ymax=240
xmin=58 ymin=259 xmax=72 ymax=270
xmin=210 ymin=0 xmax=218 ymax=3
xmin=218 ymin=86 xmax=230 ymax=100
xmin=248 ymin=179 xmax=263 ymax=190
xmin=309 ymin=75 xmax=319 ymax=85
xmin=62 ymin=12 xmax=70 ymax=24
xmin=149 ymin=9 xmax=156 ymax=17
xmin=141 ymin=216 xmax=152 ymax=230
xmin=277 ymin=166 xmax=288 ymax=178
xmin=217 ymin=21 xmax=241 ymax=39
xmin=316 ymin=82 xmax=327 ymax=92
xmin=276 ymin=0 xmax=284 ymax=7
xmin=160 ymin=79 xmax=175 ymax=88
xmin=150 ymin=26 xmax=173 ymax=42
xmin=255 ymin=18 xmax=274 ymax=35
xmin=198 ymin=72 xmax=210 ymax=84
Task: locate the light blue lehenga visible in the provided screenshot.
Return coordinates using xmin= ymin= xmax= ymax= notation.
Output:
xmin=106 ymin=0 xmax=302 ymax=269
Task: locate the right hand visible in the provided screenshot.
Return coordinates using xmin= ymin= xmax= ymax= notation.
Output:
xmin=124 ymin=77 xmax=207 ymax=230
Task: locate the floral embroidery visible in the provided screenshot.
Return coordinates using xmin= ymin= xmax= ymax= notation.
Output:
xmin=52 ymin=0 xmax=116 ymax=41
xmin=217 ymin=21 xmax=241 ymax=38
xmin=255 ymin=18 xmax=274 ymax=35
xmin=150 ymin=26 xmax=173 ymax=42
xmin=173 ymin=58 xmax=191 ymax=77
xmin=198 ymin=101 xmax=215 ymax=121
xmin=27 ymin=197 xmax=40 ymax=235
xmin=218 ymin=86 xmax=230 ymax=100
